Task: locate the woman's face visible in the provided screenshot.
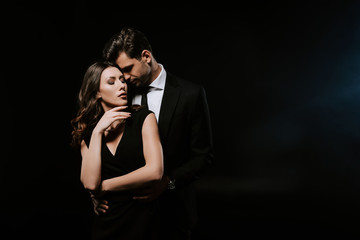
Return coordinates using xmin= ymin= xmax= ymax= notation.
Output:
xmin=97 ymin=66 xmax=128 ymax=111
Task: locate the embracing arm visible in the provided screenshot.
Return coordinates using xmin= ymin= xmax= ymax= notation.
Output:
xmin=101 ymin=113 xmax=164 ymax=192
xmin=172 ymin=87 xmax=214 ymax=187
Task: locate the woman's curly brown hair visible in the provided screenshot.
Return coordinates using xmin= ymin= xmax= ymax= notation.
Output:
xmin=70 ymin=60 xmax=143 ymax=148
xmin=70 ymin=61 xmax=113 ymax=148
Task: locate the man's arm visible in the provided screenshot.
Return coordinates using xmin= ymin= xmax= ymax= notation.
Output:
xmin=171 ymin=86 xmax=214 ymax=187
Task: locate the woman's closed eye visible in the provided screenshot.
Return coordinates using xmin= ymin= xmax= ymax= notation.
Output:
xmin=107 ymin=80 xmax=115 ymax=85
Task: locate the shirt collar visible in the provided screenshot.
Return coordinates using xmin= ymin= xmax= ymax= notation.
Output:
xmin=149 ymin=63 xmax=166 ymax=90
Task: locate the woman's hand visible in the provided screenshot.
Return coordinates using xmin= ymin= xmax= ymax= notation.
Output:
xmin=94 ymin=106 xmax=131 ymax=134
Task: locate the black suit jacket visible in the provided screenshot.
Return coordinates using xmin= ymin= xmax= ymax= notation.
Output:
xmin=156 ymin=72 xmax=214 ymax=228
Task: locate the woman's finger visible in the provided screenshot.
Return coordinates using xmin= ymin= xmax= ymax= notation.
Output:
xmin=110 ymin=106 xmax=128 ymax=112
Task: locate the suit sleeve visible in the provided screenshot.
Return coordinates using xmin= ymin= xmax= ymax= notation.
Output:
xmin=172 ymin=86 xmax=214 ymax=187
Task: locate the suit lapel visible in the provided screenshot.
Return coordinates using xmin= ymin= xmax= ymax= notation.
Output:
xmin=158 ymin=73 xmax=180 ymax=143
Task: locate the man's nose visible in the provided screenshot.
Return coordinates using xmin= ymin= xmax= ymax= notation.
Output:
xmin=123 ymin=73 xmax=131 ymax=81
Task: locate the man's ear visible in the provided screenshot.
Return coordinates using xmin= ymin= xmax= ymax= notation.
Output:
xmin=141 ymin=50 xmax=152 ymax=63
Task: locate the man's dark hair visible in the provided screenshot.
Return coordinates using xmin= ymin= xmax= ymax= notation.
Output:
xmin=102 ymin=27 xmax=153 ymax=63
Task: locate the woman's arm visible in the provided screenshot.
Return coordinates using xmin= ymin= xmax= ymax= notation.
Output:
xmin=80 ymin=129 xmax=102 ymax=191
xmin=101 ymin=113 xmax=164 ymax=192
xmin=80 ymin=106 xmax=130 ymax=192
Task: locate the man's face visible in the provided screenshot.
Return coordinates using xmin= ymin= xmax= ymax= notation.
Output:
xmin=115 ymin=51 xmax=151 ymax=87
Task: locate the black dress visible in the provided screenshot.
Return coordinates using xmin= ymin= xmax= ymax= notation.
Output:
xmin=85 ymin=108 xmax=159 ymax=240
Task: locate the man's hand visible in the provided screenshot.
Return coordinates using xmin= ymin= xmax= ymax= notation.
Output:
xmin=132 ymin=176 xmax=170 ymax=202
xmin=90 ymin=193 xmax=109 ymax=215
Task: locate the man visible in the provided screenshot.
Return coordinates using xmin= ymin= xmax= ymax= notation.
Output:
xmin=99 ymin=27 xmax=214 ymax=239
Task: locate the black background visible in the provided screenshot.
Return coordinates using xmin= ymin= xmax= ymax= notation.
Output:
xmin=5 ymin=0 xmax=360 ymax=239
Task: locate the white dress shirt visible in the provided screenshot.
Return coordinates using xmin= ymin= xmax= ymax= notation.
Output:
xmin=132 ymin=64 xmax=166 ymax=121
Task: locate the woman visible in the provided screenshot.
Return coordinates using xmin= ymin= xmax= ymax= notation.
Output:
xmin=71 ymin=61 xmax=163 ymax=239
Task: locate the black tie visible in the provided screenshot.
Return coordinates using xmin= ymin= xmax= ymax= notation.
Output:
xmin=140 ymin=86 xmax=152 ymax=109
